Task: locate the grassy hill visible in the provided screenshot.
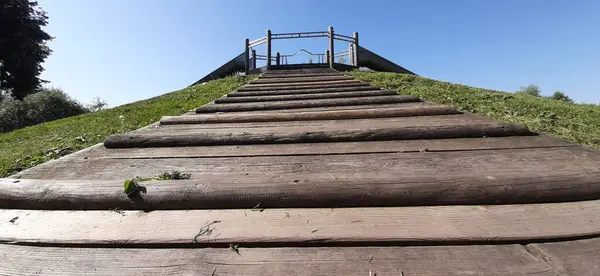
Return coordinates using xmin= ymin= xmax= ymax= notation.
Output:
xmin=0 ymin=76 xmax=249 ymax=177
xmin=1 ymin=71 xmax=599 ymax=178
xmin=348 ymin=71 xmax=600 ymax=149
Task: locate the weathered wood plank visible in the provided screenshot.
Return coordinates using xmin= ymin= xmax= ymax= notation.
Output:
xmin=88 ymin=136 xmax=577 ymax=159
xmin=3 ymin=147 xmax=598 ymax=209
xmin=229 ymin=102 xmax=437 ymax=113
xmin=2 ymin=200 xmax=600 ymax=245
xmin=153 ymin=114 xmax=494 ymax=131
xmin=259 ymin=72 xmax=343 ymax=78
xmin=230 ymin=85 xmax=382 ymax=96
xmin=0 ymin=243 xmax=561 ymax=276
xmin=16 ymin=147 xmax=600 ymax=194
xmin=162 ymin=106 xmax=459 ymax=124
xmin=196 ymin=96 xmax=420 ymax=112
xmin=105 ymin=122 xmax=530 ymax=148
xmin=236 ymin=82 xmax=371 ymax=92
xmin=249 ymin=75 xmax=354 ymax=84
xmin=215 ymin=90 xmax=398 ymax=103
xmin=532 ymin=237 xmax=600 ymax=275
xmin=244 ymin=79 xmax=362 ymax=88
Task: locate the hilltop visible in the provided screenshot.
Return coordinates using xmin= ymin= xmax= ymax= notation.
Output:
xmin=1 ymin=71 xmax=599 ymax=177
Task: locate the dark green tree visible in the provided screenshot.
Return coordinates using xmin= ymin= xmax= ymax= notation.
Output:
xmin=0 ymin=0 xmax=52 ymax=100
xmin=551 ymin=91 xmax=574 ymax=103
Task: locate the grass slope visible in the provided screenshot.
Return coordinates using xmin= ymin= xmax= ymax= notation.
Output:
xmin=0 ymin=76 xmax=249 ymax=177
xmin=348 ymin=71 xmax=600 ymax=149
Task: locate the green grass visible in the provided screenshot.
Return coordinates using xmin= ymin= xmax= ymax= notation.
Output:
xmin=348 ymin=71 xmax=600 ymax=149
xmin=0 ymin=75 xmax=250 ymax=177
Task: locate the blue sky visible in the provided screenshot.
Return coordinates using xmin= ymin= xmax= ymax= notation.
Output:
xmin=38 ymin=0 xmax=600 ymax=106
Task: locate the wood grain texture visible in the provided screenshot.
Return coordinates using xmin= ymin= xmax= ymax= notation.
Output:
xmin=88 ymin=136 xmax=577 ymax=159
xmin=215 ymin=90 xmax=398 ymax=103
xmin=532 ymin=238 xmax=600 ymax=276
xmin=0 ymin=243 xmax=563 ymax=276
xmin=260 ymin=72 xmax=343 ymax=78
xmin=249 ymin=75 xmax=354 ymax=84
xmin=104 ymin=123 xmax=530 ymax=148
xmin=236 ymin=82 xmax=371 ymax=92
xmin=2 ymin=200 xmax=600 ymax=245
xmin=244 ymin=79 xmax=362 ymax=88
xmin=196 ymin=96 xmax=421 ymax=113
xmin=2 ymin=151 xmax=598 ymax=209
xmin=228 ymin=102 xmax=437 ymax=113
xmin=230 ymin=85 xmax=382 ymax=96
xmin=162 ymin=106 xmax=459 ymax=124
xmin=16 ymin=147 xmax=600 ymax=196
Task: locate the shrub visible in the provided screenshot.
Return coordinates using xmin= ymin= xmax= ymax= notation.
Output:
xmin=551 ymin=91 xmax=574 ymax=103
xmin=516 ymin=85 xmax=542 ymax=97
xmin=0 ymin=88 xmax=89 ymax=133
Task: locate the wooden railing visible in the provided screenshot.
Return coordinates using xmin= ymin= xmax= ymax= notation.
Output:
xmin=244 ymin=26 xmax=359 ymax=73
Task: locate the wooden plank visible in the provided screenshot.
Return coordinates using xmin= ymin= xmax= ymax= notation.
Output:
xmin=3 ymin=147 xmax=598 ymax=209
xmin=236 ymin=82 xmax=371 ymax=92
xmin=215 ymin=90 xmax=398 ymax=103
xmin=243 ymin=79 xmax=362 ymax=88
xmin=229 ymin=102 xmax=438 ymax=113
xmin=153 ymin=114 xmax=494 ymax=131
xmin=87 ymin=136 xmax=577 ymax=159
xmin=162 ymin=106 xmax=459 ymax=124
xmin=0 ymin=243 xmax=560 ymax=276
xmin=259 ymin=72 xmax=343 ymax=78
xmin=249 ymin=75 xmax=354 ymax=84
xmin=2 ymin=200 xmax=600 ymax=245
xmin=16 ymin=147 xmax=600 ymax=188
xmin=195 ymin=96 xmax=420 ymax=112
xmin=104 ymin=122 xmax=530 ymax=148
xmin=230 ymin=85 xmax=383 ymax=96
xmin=532 ymin=238 xmax=600 ymax=275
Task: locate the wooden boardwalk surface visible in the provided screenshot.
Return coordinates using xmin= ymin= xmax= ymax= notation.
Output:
xmin=1 ymin=67 xmax=599 ymax=275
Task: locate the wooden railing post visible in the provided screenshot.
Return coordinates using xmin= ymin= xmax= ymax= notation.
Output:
xmin=325 ymin=50 xmax=330 ymax=65
xmin=276 ymin=52 xmax=280 ymax=65
xmin=328 ymin=26 xmax=334 ymax=68
xmin=266 ymin=29 xmax=272 ymax=69
xmin=353 ymin=32 xmax=359 ymax=68
xmin=349 ymin=44 xmax=354 ymax=66
xmin=251 ymin=49 xmax=256 ymax=69
xmin=244 ymin=38 xmax=250 ymax=74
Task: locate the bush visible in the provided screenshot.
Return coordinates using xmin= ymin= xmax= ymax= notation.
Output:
xmin=516 ymin=85 xmax=542 ymax=97
xmin=551 ymin=91 xmax=574 ymax=103
xmin=0 ymin=88 xmax=89 ymax=133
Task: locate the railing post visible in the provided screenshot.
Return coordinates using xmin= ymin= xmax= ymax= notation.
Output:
xmin=325 ymin=50 xmax=330 ymax=65
xmin=328 ymin=26 xmax=334 ymax=68
xmin=244 ymin=38 xmax=250 ymax=74
xmin=349 ymin=44 xmax=354 ymax=66
xmin=353 ymin=32 xmax=359 ymax=68
xmin=266 ymin=29 xmax=272 ymax=69
xmin=251 ymin=49 xmax=256 ymax=70
xmin=276 ymin=52 xmax=280 ymax=65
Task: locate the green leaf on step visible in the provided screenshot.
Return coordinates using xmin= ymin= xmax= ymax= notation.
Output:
xmin=123 ymin=179 xmax=139 ymax=196
xmin=229 ymin=243 xmax=240 ymax=255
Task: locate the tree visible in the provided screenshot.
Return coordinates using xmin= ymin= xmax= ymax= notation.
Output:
xmin=516 ymin=85 xmax=542 ymax=97
xmin=551 ymin=91 xmax=574 ymax=103
xmin=87 ymin=96 xmax=109 ymax=112
xmin=0 ymin=0 xmax=52 ymax=100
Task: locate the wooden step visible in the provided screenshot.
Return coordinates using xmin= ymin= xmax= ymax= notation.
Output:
xmin=4 ymin=145 xmax=597 ymax=209
xmin=214 ymin=90 xmax=398 ymax=103
xmin=259 ymin=72 xmax=344 ymax=78
xmin=196 ymin=96 xmax=420 ymax=113
xmin=243 ymin=79 xmax=362 ymax=89
xmin=249 ymin=75 xmax=354 ymax=84
xmin=230 ymin=85 xmax=382 ymax=96
xmin=2 ymin=240 xmax=582 ymax=275
xmin=161 ymin=106 xmax=460 ymax=124
xmin=28 ymin=145 xmax=595 ymax=184
xmin=2 ymin=200 xmax=600 ymax=245
xmin=236 ymin=82 xmax=371 ymax=92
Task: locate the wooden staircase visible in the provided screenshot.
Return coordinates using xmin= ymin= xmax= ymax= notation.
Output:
xmin=2 ymin=67 xmax=600 ymax=275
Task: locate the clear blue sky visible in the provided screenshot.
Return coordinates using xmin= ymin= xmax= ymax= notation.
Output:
xmin=38 ymin=0 xmax=600 ymax=106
